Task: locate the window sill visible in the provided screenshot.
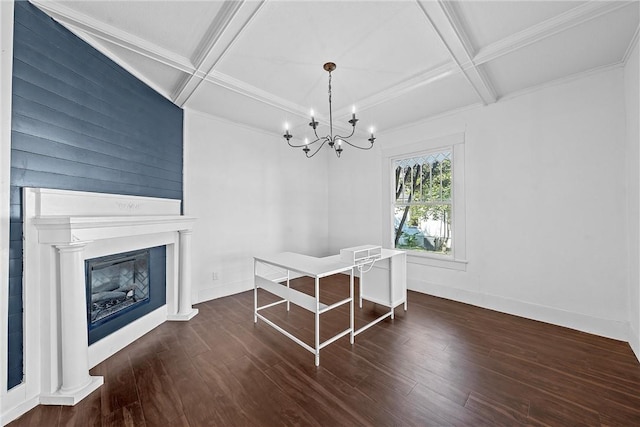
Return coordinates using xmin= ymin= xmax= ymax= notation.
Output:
xmin=404 ymin=251 xmax=468 ymax=271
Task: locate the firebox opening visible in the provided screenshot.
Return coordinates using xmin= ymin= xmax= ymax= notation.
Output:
xmin=86 ymin=249 xmax=150 ymax=330
xmin=85 ymin=246 xmax=166 ymax=345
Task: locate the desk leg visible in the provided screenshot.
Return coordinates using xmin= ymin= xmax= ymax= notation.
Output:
xmin=286 ymin=270 xmax=291 ymax=312
xmin=315 ymin=276 xmax=320 ymax=366
xmin=389 ymin=263 xmax=394 ymax=320
xmin=359 ymin=269 xmax=363 ymax=309
xmin=253 ymin=259 xmax=258 ymax=323
xmin=350 ymin=268 xmax=354 ymax=344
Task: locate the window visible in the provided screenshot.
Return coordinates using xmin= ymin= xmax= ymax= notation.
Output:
xmin=393 ymin=150 xmax=452 ymax=255
xmin=382 ymin=132 xmax=466 ymax=269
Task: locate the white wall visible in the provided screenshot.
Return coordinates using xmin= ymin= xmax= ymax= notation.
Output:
xmin=328 ymin=67 xmax=630 ymax=340
xmin=184 ymin=110 xmax=330 ymax=302
xmin=625 ymin=38 xmax=640 ymax=360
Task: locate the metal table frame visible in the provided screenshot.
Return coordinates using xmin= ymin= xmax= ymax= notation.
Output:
xmin=253 ymin=252 xmax=354 ymax=366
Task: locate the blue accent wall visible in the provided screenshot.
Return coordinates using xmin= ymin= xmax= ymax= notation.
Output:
xmin=8 ymin=1 xmax=184 ymax=389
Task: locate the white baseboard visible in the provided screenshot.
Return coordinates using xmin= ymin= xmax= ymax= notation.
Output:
xmin=408 ymin=278 xmax=629 ymax=342
xmin=195 ymin=275 xmax=634 ymax=353
xmin=630 ymin=322 xmax=640 ymax=363
xmin=1 ymin=395 xmax=39 ymax=426
xmin=197 ymin=280 xmax=253 ymax=303
xmin=196 ymin=272 xmax=308 ymax=304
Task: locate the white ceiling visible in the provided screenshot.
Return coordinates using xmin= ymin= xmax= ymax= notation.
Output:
xmin=33 ymin=0 xmax=639 ymax=138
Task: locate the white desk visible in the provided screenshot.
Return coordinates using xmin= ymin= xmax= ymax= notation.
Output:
xmin=253 ymin=252 xmax=354 ymax=366
xmin=253 ymin=247 xmax=406 ymax=366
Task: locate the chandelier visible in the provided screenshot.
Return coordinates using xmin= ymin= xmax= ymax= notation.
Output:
xmin=283 ymin=62 xmax=376 ymax=158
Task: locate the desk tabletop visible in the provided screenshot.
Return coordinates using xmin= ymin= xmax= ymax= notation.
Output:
xmin=254 ymin=252 xmax=354 ymax=278
xmin=255 ymin=248 xmax=405 ymax=279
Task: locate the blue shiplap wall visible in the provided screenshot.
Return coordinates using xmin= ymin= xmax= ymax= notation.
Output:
xmin=8 ymin=1 xmax=184 ymax=389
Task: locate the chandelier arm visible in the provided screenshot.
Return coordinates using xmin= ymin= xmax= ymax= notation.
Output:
xmin=305 ymin=138 xmax=329 ymax=158
xmin=338 ymin=138 xmax=375 ymax=150
xmin=334 ymin=126 xmax=357 ymax=141
xmin=287 ymin=136 xmax=321 ymax=148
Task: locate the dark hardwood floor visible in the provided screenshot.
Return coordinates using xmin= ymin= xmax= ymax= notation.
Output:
xmin=8 ymin=275 xmax=640 ymax=426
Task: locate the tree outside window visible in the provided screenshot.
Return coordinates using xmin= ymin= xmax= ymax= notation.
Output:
xmin=393 ymin=151 xmax=452 ymax=254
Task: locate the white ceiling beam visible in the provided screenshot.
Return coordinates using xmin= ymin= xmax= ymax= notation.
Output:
xmin=205 ymin=70 xmax=308 ymax=118
xmin=355 ymin=63 xmax=457 ymax=113
xmin=414 ymin=0 xmax=497 ymax=106
xmin=29 ymin=0 xmax=194 ymax=74
xmin=622 ymin=23 xmax=639 ymax=66
xmin=473 ymin=0 xmax=632 ymax=66
xmin=172 ymin=0 xmax=266 ymax=107
xmin=203 ymin=62 xmax=459 ymax=131
xmin=435 ymin=0 xmax=498 ymax=104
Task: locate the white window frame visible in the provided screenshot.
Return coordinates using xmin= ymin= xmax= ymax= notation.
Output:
xmin=382 ymin=132 xmax=467 ymax=270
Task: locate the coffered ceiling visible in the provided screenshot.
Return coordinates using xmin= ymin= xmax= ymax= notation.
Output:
xmin=32 ymin=0 xmax=639 ymax=137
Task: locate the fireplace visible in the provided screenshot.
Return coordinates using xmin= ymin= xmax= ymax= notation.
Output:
xmin=22 ymin=188 xmax=197 ymax=406
xmin=87 ymin=249 xmax=150 ymax=327
xmin=84 ymin=246 xmax=167 ymax=345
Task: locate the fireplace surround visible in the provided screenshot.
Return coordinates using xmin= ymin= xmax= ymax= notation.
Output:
xmin=21 ymin=188 xmax=196 ymax=406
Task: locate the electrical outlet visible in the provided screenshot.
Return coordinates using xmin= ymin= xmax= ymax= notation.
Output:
xmin=212 ymin=272 xmax=219 ymax=280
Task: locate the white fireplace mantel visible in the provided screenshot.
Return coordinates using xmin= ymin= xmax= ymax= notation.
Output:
xmin=34 ymin=215 xmax=195 ymax=244
xmin=22 ymin=188 xmax=198 ymax=407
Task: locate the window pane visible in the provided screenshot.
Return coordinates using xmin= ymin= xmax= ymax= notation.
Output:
xmin=393 ymin=204 xmax=451 ymax=254
xmin=394 ymin=152 xmax=451 ymax=204
xmin=393 ymin=150 xmax=452 ymax=255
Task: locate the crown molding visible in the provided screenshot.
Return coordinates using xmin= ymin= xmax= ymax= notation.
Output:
xmin=383 ymin=102 xmax=483 ymax=136
xmin=172 ymin=0 xmax=265 ymax=107
xmin=473 ymin=1 xmax=632 ymax=66
xmin=385 ymin=59 xmax=626 ymax=136
xmin=29 ymin=0 xmax=194 ymax=74
xmin=499 ymin=61 xmax=625 ymax=104
xmin=60 ymin=24 xmax=174 ymax=102
xmin=185 ymin=107 xmax=283 ymax=140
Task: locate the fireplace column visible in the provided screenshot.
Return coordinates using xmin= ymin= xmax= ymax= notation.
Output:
xmin=41 ymin=243 xmax=103 ymax=405
xmin=168 ymin=229 xmax=198 ymax=320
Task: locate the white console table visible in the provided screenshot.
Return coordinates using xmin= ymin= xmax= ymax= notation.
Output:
xmin=253 ymin=246 xmax=406 ymax=365
xmin=350 ymin=247 xmax=407 ymax=337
